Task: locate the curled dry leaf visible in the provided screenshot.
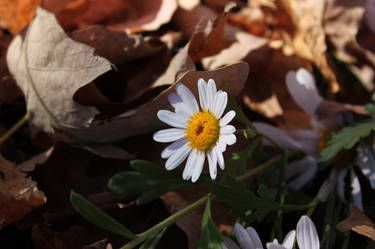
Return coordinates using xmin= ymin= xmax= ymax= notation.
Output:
xmin=53 ymin=0 xmax=177 ymax=33
xmin=0 ymin=0 xmax=41 ymax=34
xmin=337 ymin=204 xmax=375 ymax=241
xmin=154 ymin=8 xmax=235 ymax=87
xmin=0 ymin=155 xmax=46 ymax=230
xmin=16 ymin=147 xmax=54 ymax=172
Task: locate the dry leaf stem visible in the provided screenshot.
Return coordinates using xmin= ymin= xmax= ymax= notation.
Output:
xmin=0 ymin=113 xmax=29 ymax=145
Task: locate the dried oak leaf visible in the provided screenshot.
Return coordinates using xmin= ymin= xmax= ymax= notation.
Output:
xmin=280 ymin=0 xmax=340 ymax=94
xmin=154 ymin=9 xmax=235 ymax=87
xmin=6 ymin=7 xmax=112 ymax=142
xmin=52 ymin=0 xmax=177 ymax=33
xmin=337 ymin=204 xmax=375 ymax=241
xmin=324 ymin=0 xmax=375 ymax=91
xmin=0 ymin=154 xmax=46 ymax=230
xmin=0 ymin=0 xmax=41 ymax=34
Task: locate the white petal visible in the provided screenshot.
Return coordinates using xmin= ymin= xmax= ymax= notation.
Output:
xmin=157 ymin=110 xmax=187 ymax=128
xmin=266 ymin=243 xmax=286 ymax=249
xmin=221 ymin=134 xmax=237 ymax=146
xmin=213 ymin=91 xmax=228 ymax=118
xmin=287 ymin=156 xmax=318 ymax=190
xmin=296 ymin=216 xmax=319 ymax=249
xmin=286 ymin=69 xmax=323 ymax=118
xmin=168 ymin=92 xmax=182 ymax=108
xmin=282 ymin=230 xmax=296 ymax=249
xmin=221 ymin=125 xmax=236 ymax=135
xmin=286 ymin=129 xmax=320 ymax=155
xmin=351 ymin=170 xmax=364 ymax=211
xmin=208 ymin=150 xmax=218 ymax=180
xmin=215 ymin=147 xmax=225 ymax=170
xmin=220 ymin=110 xmax=236 ymax=126
xmin=191 ymin=151 xmax=205 ymax=182
xmin=165 ymin=143 xmax=191 ymax=170
xmin=207 ymin=79 xmax=217 ymax=112
xmin=253 ymin=122 xmax=304 ymax=152
xmin=168 ymin=92 xmax=191 ymax=118
xmin=153 ymin=128 xmax=185 ymax=142
xmin=183 ymin=149 xmax=198 ymax=180
xmin=234 ymin=223 xmax=264 ymax=249
xmin=318 ymin=169 xmax=338 ymax=202
xmin=176 ymin=83 xmax=199 ymax=114
xmin=198 ymin=78 xmax=208 ymax=110
xmin=161 ymin=138 xmax=188 ymax=159
xmin=246 ymin=227 xmax=264 ymax=249
xmin=222 ymin=237 xmax=241 ymax=249
xmin=216 ymin=138 xmax=227 ymax=152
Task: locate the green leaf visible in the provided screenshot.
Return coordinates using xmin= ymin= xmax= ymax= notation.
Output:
xmin=198 ymin=195 xmax=223 ymax=249
xmin=365 ymin=103 xmax=375 ymax=114
xmin=139 ymin=227 xmax=167 ymax=249
xmin=225 ymin=136 xmax=262 ymax=176
xmin=210 ymin=175 xmax=309 ymax=220
xmin=108 ymin=160 xmax=193 ymax=205
xmin=227 ymin=98 xmax=256 ymax=131
xmin=70 ymin=191 xmax=136 ymax=239
xmin=320 ymin=118 xmax=375 ymax=162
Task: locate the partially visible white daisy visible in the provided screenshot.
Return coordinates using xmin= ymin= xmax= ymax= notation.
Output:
xmin=254 ymin=68 xmax=374 ymax=210
xmin=153 ymin=79 xmax=236 ymax=182
xmin=222 ymin=215 xmax=319 ymax=249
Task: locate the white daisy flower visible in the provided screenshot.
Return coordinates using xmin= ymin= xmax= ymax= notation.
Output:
xmin=222 ymin=215 xmax=319 ymax=249
xmin=254 ymin=68 xmax=374 ymax=211
xmin=153 ymin=78 xmax=236 ymax=182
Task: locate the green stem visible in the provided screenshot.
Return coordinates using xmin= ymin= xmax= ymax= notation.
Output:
xmin=306 ymin=197 xmax=319 ymax=217
xmin=120 ymin=154 xmax=283 ymax=249
xmin=120 ymin=194 xmax=210 ymax=249
xmin=0 ymin=113 xmax=29 ymax=145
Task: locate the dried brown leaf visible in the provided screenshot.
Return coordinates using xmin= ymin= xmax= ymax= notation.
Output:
xmin=337 ymin=204 xmax=375 ymax=241
xmin=0 ymin=154 xmax=46 ymax=230
xmin=54 ymin=0 xmax=177 ymax=33
xmin=0 ymin=0 xmax=41 ymax=34
xmin=324 ymin=0 xmax=375 ymax=91
xmin=7 ymin=7 xmax=112 ymax=142
xmin=281 ymin=0 xmax=340 ymax=93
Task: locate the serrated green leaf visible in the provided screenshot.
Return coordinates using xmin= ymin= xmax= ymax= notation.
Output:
xmin=139 ymin=227 xmax=167 ymax=249
xmin=70 ymin=191 xmax=136 ymax=239
xmin=365 ymin=104 xmax=375 ymax=114
xmin=198 ymin=195 xmax=223 ymax=249
xmin=108 ymin=160 xmax=192 ymax=205
xmin=320 ymin=118 xmax=375 ymax=162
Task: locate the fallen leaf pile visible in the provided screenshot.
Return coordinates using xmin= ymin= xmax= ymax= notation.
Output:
xmin=0 ymin=0 xmax=375 ymax=249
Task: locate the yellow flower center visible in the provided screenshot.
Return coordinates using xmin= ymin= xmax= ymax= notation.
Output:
xmin=185 ymin=110 xmax=220 ymax=152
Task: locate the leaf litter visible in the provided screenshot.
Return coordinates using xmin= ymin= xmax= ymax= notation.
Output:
xmin=1 ymin=1 xmax=375 ymax=249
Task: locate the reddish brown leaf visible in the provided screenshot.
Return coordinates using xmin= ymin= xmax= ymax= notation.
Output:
xmin=0 ymin=0 xmax=41 ymax=34
xmin=0 ymin=155 xmax=46 ymax=230
xmin=337 ymin=204 xmax=375 ymax=241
